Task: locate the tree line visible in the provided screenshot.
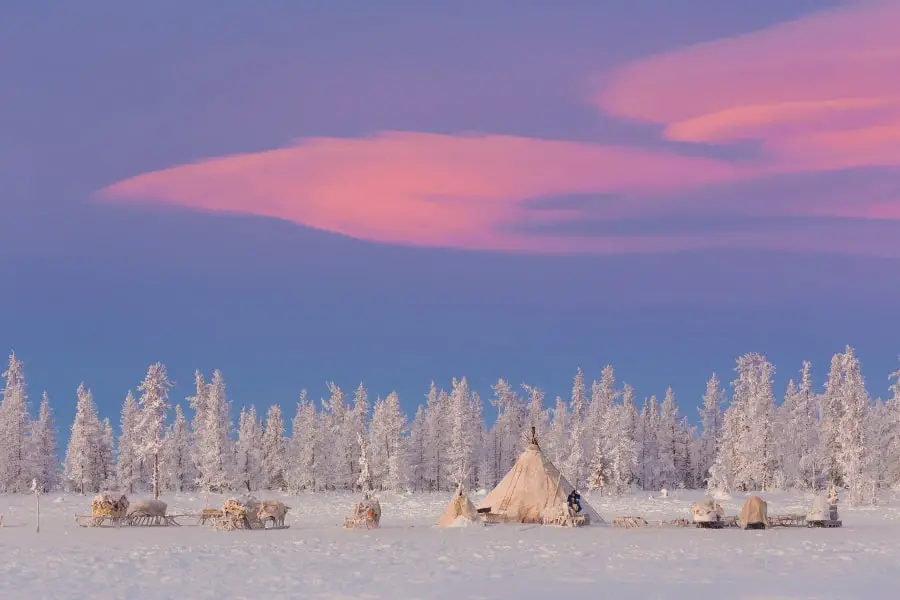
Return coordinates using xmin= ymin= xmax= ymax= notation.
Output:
xmin=0 ymin=347 xmax=898 ymax=505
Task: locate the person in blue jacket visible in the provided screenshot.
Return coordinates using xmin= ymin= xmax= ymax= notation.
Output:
xmin=567 ymin=489 xmax=582 ymax=514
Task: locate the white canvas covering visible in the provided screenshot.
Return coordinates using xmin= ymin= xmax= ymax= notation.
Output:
xmin=476 ymin=442 xmax=603 ymax=525
xmin=739 ymin=495 xmax=769 ymax=529
xmin=691 ymin=499 xmax=723 ymax=523
xmin=437 ymin=488 xmax=481 ymax=527
xmin=806 ymin=496 xmax=838 ymax=522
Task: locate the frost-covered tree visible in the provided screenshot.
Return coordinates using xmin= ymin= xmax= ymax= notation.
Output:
xmin=794 ymin=361 xmax=821 ymax=490
xmin=656 ymin=387 xmax=680 ymax=489
xmin=322 ymin=382 xmax=352 ymax=490
xmin=162 ymin=405 xmax=193 ymax=492
xmin=0 ymin=352 xmax=30 ymax=492
xmin=423 ymin=382 xmax=449 ymax=491
xmin=883 ymin=361 xmax=900 ymax=489
xmin=636 ymin=396 xmax=660 ymax=490
xmin=821 ymin=352 xmax=845 ymax=487
xmin=522 ymin=384 xmax=550 ymax=448
xmin=546 ymin=396 xmax=568 ymax=467
xmin=446 ymin=378 xmax=475 ymax=489
xmin=190 ymin=369 xmax=232 ymax=493
xmin=347 ymin=383 xmax=370 ymax=484
xmin=117 ymin=391 xmax=142 ymax=493
xmin=832 ymin=347 xmax=877 ymax=505
xmin=64 ymin=383 xmax=103 ymax=494
xmin=369 ymin=391 xmax=407 ymax=491
xmin=407 ymin=405 xmax=427 ymax=491
xmin=356 ymin=431 xmax=372 ymax=491
xmin=234 ymin=405 xmax=262 ymax=492
xmin=286 ymin=391 xmax=319 ymax=492
xmin=562 ymin=369 xmax=588 ymax=487
xmin=261 ymin=404 xmax=287 ymax=490
xmin=697 ymin=373 xmax=725 ymax=485
xmin=98 ymin=417 xmax=116 ymax=489
xmin=134 ymin=363 xmax=173 ymax=499
xmin=28 ymin=392 xmax=59 ymax=492
xmin=710 ymin=353 xmax=776 ymax=491
xmin=488 ymin=378 xmax=526 ymax=487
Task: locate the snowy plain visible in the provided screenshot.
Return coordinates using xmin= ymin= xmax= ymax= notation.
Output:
xmin=1 ymin=489 xmax=898 ymax=600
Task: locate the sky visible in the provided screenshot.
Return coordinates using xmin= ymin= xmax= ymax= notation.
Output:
xmin=3 ymin=0 xmax=900 ymax=435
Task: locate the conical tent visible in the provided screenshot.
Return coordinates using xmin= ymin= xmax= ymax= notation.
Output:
xmin=437 ymin=486 xmax=481 ymax=527
xmin=476 ymin=435 xmax=603 ymax=525
xmin=739 ymin=495 xmax=769 ymax=529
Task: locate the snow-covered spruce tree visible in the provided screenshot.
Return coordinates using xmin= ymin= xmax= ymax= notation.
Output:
xmin=28 ymin=392 xmax=59 ymax=492
xmin=117 ymin=391 xmax=142 ymax=493
xmin=0 ymin=352 xmax=30 ymax=492
xmin=588 ymin=365 xmax=619 ymax=477
xmin=445 ymin=377 xmax=475 ymax=489
xmin=635 ymin=396 xmax=660 ymax=490
xmin=369 ymin=391 xmax=408 ymax=491
xmin=821 ymin=352 xmax=846 ymax=488
xmin=834 ymin=346 xmax=877 ymax=506
xmin=287 ymin=390 xmax=318 ymax=491
xmin=162 ymin=404 xmax=193 ymax=492
xmin=883 ymin=361 xmax=900 ymax=489
xmin=489 ymin=378 xmax=526 ymax=487
xmin=323 ymin=382 xmax=352 ymax=490
xmin=713 ymin=353 xmax=776 ymax=492
xmin=697 ymin=373 xmax=725 ymax=486
xmin=603 ymin=401 xmax=638 ymax=495
xmin=407 ymin=405 xmax=427 ymax=491
xmin=234 ymin=405 xmax=262 ymax=492
xmin=656 ymin=387 xmax=679 ymax=489
xmin=98 ymin=417 xmax=116 ymax=489
xmin=347 ymin=383 xmax=370 ymax=485
xmin=677 ymin=417 xmax=697 ymax=488
xmin=586 ymin=435 xmax=607 ymax=493
xmin=469 ymin=390 xmax=485 ymax=489
xmin=134 ymin=362 xmax=173 ymax=500
xmin=191 ymin=369 xmax=232 ymax=493
xmin=64 ymin=383 xmax=102 ymax=494
xmin=776 ymin=379 xmax=801 ymax=489
xmin=261 ymin=404 xmax=287 ymax=490
xmin=521 ymin=384 xmax=550 ymax=449
xmin=423 ymin=382 xmax=449 ymax=491
xmin=562 ymin=369 xmax=588 ymax=488
xmin=546 ymin=396 xmax=568 ymax=467
xmin=356 ymin=431 xmax=373 ymax=491
xmin=794 ymin=361 xmax=821 ymax=490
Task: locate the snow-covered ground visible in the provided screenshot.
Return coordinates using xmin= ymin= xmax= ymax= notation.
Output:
xmin=1 ymin=489 xmax=898 ymax=599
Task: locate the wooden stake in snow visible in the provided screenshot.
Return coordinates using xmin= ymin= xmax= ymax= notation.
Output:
xmin=31 ymin=478 xmax=41 ymax=533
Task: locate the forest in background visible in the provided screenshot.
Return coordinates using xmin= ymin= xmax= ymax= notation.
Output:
xmin=1 ymin=347 xmax=898 ymax=506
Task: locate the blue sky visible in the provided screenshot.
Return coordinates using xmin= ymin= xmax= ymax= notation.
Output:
xmin=3 ymin=0 xmax=899 ymax=433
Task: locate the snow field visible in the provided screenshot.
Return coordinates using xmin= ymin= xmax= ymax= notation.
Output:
xmin=1 ymin=489 xmax=898 ymax=599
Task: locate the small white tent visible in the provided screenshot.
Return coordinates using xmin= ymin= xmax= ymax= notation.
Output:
xmin=437 ymin=486 xmax=481 ymax=527
xmin=476 ymin=429 xmax=603 ymax=525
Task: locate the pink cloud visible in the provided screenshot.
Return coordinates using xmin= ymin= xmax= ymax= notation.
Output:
xmin=597 ymin=0 xmax=900 ymax=176
xmin=99 ymin=1 xmax=900 ymax=255
xmin=99 ymin=132 xmax=753 ymax=254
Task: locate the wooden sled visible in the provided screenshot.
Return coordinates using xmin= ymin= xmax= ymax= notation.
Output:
xmin=196 ymin=508 xmax=223 ymax=526
xmin=769 ymin=514 xmax=807 ymax=528
xmin=542 ymin=512 xmax=587 ymax=527
xmin=806 ymin=519 xmax=842 ymax=528
xmin=612 ymin=516 xmax=649 ymax=529
xmin=128 ymin=513 xmax=185 ymax=526
xmin=74 ymin=513 xmax=127 ymax=527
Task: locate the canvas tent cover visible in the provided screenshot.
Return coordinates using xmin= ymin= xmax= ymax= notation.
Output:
xmin=437 ymin=489 xmax=481 ymax=526
xmin=476 ymin=443 xmax=603 ymax=525
xmin=739 ymin=495 xmax=769 ymax=529
xmin=691 ymin=499 xmax=723 ymax=523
